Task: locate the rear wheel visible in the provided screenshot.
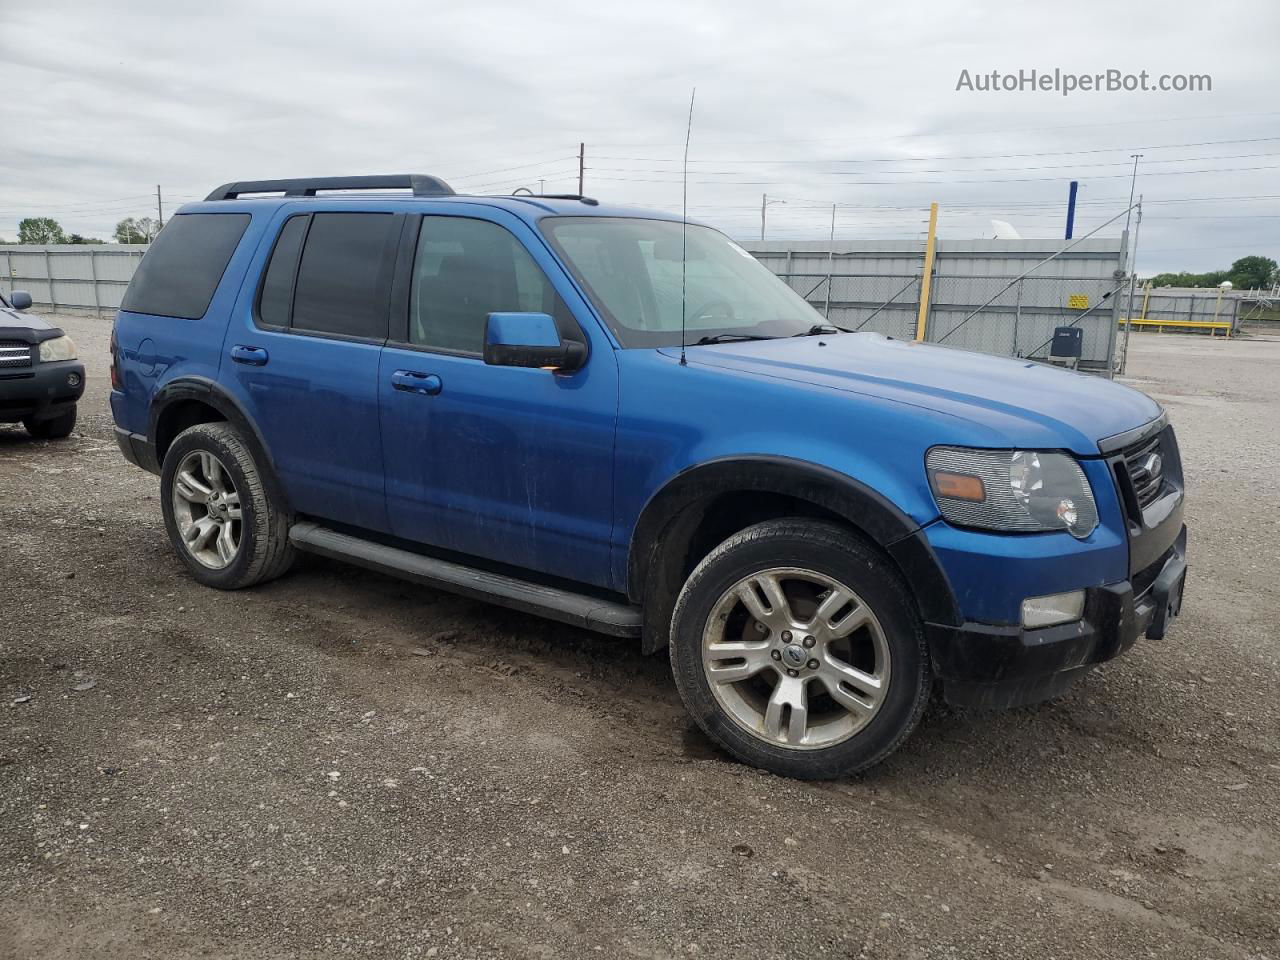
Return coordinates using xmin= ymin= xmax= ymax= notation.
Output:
xmin=160 ymin=422 xmax=295 ymax=589
xmin=669 ymin=519 xmax=929 ymax=779
xmin=24 ymin=405 xmax=76 ymax=440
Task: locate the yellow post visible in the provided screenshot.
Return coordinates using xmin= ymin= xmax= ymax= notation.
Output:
xmin=915 ymin=203 xmax=939 ymax=341
xmin=1140 ymin=282 xmax=1150 ymax=320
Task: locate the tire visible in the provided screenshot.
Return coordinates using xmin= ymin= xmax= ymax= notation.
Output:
xmin=24 ymin=405 xmax=76 ymax=440
xmin=669 ymin=519 xmax=929 ymax=780
xmin=160 ymin=422 xmax=295 ymax=590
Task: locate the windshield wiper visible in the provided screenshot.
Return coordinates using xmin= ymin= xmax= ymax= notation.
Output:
xmin=693 ymin=334 xmax=777 ymax=345
xmin=793 ymin=323 xmax=852 ymax=337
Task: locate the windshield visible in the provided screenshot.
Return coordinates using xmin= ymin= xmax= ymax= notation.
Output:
xmin=540 ymin=217 xmax=826 ymax=348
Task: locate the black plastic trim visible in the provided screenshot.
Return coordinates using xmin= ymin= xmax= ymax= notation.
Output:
xmin=289 ymin=521 xmax=641 ymax=637
xmin=146 ymin=376 xmax=290 ymax=511
xmin=1097 ymin=411 xmax=1168 ymax=455
xmin=628 ymin=455 xmax=961 ymax=628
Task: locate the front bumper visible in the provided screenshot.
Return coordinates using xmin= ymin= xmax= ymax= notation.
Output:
xmin=0 ymin=359 xmax=86 ymax=422
xmin=927 ymin=526 xmax=1187 ymax=708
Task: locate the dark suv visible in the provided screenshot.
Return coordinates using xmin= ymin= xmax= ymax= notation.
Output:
xmin=110 ymin=175 xmax=1187 ymax=779
xmin=0 ymin=289 xmax=84 ymax=439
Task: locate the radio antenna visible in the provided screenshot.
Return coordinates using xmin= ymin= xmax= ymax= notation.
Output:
xmin=679 ymin=87 xmax=696 ymax=366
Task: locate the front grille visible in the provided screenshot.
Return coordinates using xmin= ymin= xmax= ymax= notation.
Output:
xmin=1122 ymin=435 xmax=1165 ymax=509
xmin=0 ymin=340 xmax=32 ymax=369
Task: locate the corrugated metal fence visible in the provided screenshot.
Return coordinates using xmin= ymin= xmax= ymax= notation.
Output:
xmin=744 ymin=238 xmax=1127 ymax=374
xmin=0 ymin=244 xmax=148 ymax=315
xmin=4 ymin=238 xmax=1131 ymax=373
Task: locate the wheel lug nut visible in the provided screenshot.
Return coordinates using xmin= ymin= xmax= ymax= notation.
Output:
xmin=786 ymin=669 xmax=799 ymax=678
xmin=780 ymin=630 xmax=792 ymax=642
xmin=802 ymin=635 xmax=816 ymax=648
xmin=770 ymin=650 xmax=782 ymax=662
xmin=807 ymin=659 xmax=820 ymax=670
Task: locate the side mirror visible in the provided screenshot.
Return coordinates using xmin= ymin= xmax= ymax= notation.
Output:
xmin=484 ymin=312 xmax=586 ymax=372
xmin=9 ymin=290 xmax=32 ymax=311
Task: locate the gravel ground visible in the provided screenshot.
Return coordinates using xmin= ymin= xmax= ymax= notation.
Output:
xmin=2 ymin=316 xmax=1278 ymax=960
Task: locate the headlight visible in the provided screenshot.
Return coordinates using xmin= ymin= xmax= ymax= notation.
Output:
xmin=38 ymin=335 xmax=77 ymax=362
xmin=927 ymin=447 xmax=1098 ymax=539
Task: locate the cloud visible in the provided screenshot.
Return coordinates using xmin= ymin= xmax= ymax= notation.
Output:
xmin=1 ymin=0 xmax=1276 ymax=273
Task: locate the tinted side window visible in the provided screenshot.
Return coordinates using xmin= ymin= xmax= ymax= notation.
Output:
xmin=257 ymin=215 xmax=308 ymax=327
xmin=409 ymin=217 xmax=571 ymax=354
xmin=121 ymin=213 xmax=250 ymax=320
xmin=292 ymin=213 xmax=394 ymax=339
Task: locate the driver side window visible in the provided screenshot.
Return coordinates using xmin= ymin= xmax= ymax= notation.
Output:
xmin=409 ymin=217 xmax=577 ymax=355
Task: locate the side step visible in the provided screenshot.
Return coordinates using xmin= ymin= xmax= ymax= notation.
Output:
xmin=288 ymin=522 xmax=643 ymax=638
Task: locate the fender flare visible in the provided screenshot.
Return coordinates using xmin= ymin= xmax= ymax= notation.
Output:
xmin=627 ymin=456 xmax=960 ymax=650
xmin=148 ymin=376 xmax=291 ymax=513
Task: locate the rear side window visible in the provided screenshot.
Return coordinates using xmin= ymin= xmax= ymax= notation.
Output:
xmin=257 ymin=215 xmax=308 ymax=327
xmin=121 ymin=213 xmax=250 ymax=319
xmin=291 ymin=213 xmax=394 ymax=339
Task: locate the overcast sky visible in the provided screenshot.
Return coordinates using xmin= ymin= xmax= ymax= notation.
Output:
xmin=2 ymin=0 xmax=1276 ymax=275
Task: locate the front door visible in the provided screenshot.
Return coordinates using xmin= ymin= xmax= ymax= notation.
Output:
xmin=378 ymin=210 xmax=619 ymax=588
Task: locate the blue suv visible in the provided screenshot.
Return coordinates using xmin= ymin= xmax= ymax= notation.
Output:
xmin=111 ymin=175 xmax=1187 ymax=779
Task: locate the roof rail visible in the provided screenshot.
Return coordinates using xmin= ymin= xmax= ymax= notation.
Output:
xmin=204 ymin=175 xmax=455 ymax=202
xmin=509 ymin=193 xmax=600 ymax=206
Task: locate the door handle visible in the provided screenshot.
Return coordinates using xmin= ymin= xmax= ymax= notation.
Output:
xmin=230 ymin=344 xmax=269 ymax=366
xmin=391 ymin=370 xmax=442 ymax=396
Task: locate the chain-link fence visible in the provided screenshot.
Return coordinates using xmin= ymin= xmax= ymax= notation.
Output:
xmin=777 ymin=273 xmax=921 ymax=339
xmin=772 ymin=271 xmax=1124 ymax=372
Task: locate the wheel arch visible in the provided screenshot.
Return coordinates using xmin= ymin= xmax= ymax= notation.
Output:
xmin=149 ymin=376 xmax=291 ymax=513
xmin=628 ymin=456 xmax=959 ymax=654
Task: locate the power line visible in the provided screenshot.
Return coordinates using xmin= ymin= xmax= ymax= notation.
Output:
xmin=594 ymin=136 xmax=1280 ymax=165
xmin=582 ymin=162 xmax=1280 ymax=187
xmin=587 ymin=111 xmax=1280 ymax=148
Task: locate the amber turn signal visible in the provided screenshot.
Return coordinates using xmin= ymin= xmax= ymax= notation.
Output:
xmin=932 ymin=471 xmax=986 ymax=502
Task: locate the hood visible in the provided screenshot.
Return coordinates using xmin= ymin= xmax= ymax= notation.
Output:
xmin=665 ymin=332 xmax=1161 ymax=456
xmin=0 ymin=305 xmax=61 ymax=338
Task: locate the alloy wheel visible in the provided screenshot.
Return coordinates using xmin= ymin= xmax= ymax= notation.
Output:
xmin=701 ymin=567 xmax=891 ymax=749
xmin=171 ymin=450 xmax=242 ymax=569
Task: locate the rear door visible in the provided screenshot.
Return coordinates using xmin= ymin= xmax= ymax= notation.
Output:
xmin=222 ymin=208 xmax=402 ymax=532
xmin=377 ymin=208 xmax=620 ymax=588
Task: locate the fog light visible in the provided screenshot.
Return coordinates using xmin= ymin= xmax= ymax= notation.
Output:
xmin=1021 ymin=590 xmax=1085 ymax=629
xmin=66 ymin=372 xmax=81 ymax=388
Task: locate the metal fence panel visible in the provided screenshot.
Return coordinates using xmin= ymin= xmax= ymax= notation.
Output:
xmin=1 ymin=244 xmax=148 ymax=316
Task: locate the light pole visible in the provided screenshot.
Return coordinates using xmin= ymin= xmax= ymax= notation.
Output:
xmin=761 ymin=194 xmax=786 ymax=241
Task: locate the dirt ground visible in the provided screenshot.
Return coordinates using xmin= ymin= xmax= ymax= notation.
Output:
xmin=2 ymin=316 xmax=1278 ymax=960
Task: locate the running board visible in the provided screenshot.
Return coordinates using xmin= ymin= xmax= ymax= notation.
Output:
xmin=288 ymin=522 xmax=642 ymax=637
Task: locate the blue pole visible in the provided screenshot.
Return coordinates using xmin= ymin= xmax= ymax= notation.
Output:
xmin=1065 ymin=180 xmax=1078 ymax=239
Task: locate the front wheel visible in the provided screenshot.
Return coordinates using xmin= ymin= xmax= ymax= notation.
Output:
xmin=669 ymin=519 xmax=930 ymax=779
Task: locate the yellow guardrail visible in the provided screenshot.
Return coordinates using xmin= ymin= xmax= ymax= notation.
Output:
xmin=1119 ymin=318 xmax=1233 ymax=337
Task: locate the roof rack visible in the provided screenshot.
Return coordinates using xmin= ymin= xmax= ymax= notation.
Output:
xmin=204 ymin=175 xmax=455 ymax=202
xmin=515 ymin=193 xmax=599 ymax=206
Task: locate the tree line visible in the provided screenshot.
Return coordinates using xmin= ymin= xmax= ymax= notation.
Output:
xmin=1143 ymin=255 xmax=1277 ymax=290
xmin=3 ymin=216 xmax=161 ymax=246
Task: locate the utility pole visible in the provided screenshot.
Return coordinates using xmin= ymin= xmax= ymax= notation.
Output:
xmin=156 ymin=184 xmax=164 ymax=231
xmin=760 ymin=194 xmax=785 ymax=241
xmin=578 ymin=143 xmax=585 ymax=195
xmin=1120 ymin=196 xmax=1144 ymax=376
xmin=1123 ymin=154 xmax=1142 ymax=247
